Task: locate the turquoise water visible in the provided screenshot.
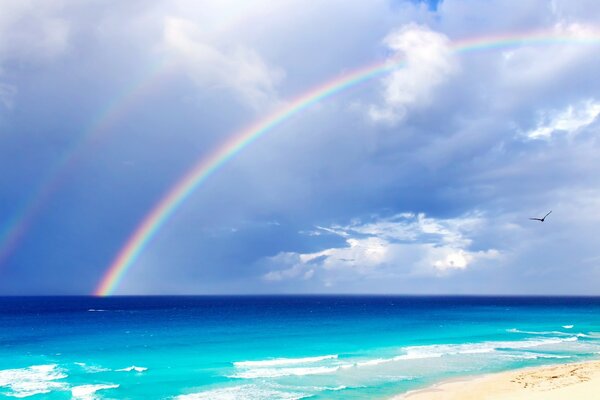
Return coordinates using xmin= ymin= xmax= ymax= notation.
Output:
xmin=1 ymin=296 xmax=600 ymax=399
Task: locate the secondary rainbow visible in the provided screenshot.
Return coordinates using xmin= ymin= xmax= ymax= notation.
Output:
xmin=0 ymin=10 xmax=268 ymax=268
xmin=0 ymin=61 xmax=171 ymax=266
xmin=96 ymin=28 xmax=600 ymax=296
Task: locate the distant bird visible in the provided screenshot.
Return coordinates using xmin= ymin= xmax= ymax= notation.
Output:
xmin=529 ymin=210 xmax=552 ymax=222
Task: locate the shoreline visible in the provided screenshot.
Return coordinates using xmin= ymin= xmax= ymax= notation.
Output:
xmin=391 ymin=359 xmax=600 ymax=399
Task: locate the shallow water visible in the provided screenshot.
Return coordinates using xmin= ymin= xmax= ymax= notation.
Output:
xmin=1 ymin=296 xmax=600 ymax=399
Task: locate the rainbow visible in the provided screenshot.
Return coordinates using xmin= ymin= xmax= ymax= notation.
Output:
xmin=93 ymin=28 xmax=600 ymax=296
xmin=0 ymin=61 xmax=172 ymax=266
xmin=0 ymin=9 xmax=269 ymax=268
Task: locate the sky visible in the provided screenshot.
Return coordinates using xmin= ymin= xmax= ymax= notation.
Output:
xmin=1 ymin=0 xmax=600 ymax=295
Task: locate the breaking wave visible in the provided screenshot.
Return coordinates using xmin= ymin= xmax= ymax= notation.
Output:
xmin=71 ymin=384 xmax=119 ymax=400
xmin=175 ymin=384 xmax=310 ymax=400
xmin=230 ymin=337 xmax=579 ymax=380
xmin=229 ymin=366 xmax=340 ymax=379
xmin=234 ymin=355 xmax=338 ymax=368
xmin=116 ymin=365 xmax=148 ymax=373
xmin=0 ymin=364 xmax=68 ymax=398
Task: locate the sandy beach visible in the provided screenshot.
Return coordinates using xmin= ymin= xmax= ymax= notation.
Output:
xmin=393 ymin=360 xmax=600 ymax=400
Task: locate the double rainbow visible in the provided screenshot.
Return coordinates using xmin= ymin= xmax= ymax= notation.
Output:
xmin=71 ymin=29 xmax=600 ymax=295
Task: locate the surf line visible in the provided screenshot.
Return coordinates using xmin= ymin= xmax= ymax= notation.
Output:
xmin=95 ymin=28 xmax=600 ymax=296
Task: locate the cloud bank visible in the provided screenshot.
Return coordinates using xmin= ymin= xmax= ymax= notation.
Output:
xmin=1 ymin=0 xmax=600 ymax=295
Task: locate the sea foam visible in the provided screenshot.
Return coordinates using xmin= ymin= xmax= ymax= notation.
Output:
xmin=0 ymin=364 xmax=68 ymax=398
xmin=230 ymin=337 xmax=580 ymax=380
xmin=356 ymin=337 xmax=578 ymax=366
xmin=74 ymin=362 xmax=110 ymax=373
xmin=229 ymin=365 xmax=341 ymax=379
xmin=507 ymin=328 xmax=573 ymax=336
xmin=175 ymin=384 xmax=310 ymax=400
xmin=116 ymin=366 xmax=147 ymax=373
xmin=234 ymin=355 xmax=338 ymax=368
xmin=71 ymin=384 xmax=119 ymax=400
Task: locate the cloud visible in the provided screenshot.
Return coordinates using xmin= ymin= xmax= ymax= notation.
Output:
xmin=0 ymin=82 xmax=16 ymax=109
xmin=525 ymin=99 xmax=600 ymax=139
xmin=0 ymin=1 xmax=69 ymax=62
xmin=162 ymin=16 xmax=284 ymax=108
xmin=0 ymin=1 xmax=69 ymax=112
xmin=262 ymin=213 xmax=500 ymax=285
xmin=5 ymin=0 xmax=600 ymax=295
xmin=369 ymin=24 xmax=457 ymax=124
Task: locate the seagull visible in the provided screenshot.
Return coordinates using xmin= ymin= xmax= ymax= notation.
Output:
xmin=529 ymin=210 xmax=552 ymax=222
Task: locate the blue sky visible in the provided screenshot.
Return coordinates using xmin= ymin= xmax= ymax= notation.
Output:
xmin=1 ymin=0 xmax=600 ymax=295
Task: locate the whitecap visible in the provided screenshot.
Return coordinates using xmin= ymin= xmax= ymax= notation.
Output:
xmin=74 ymin=362 xmax=110 ymax=373
xmin=501 ymin=352 xmax=572 ymax=360
xmin=175 ymin=384 xmax=310 ymax=400
xmin=580 ymin=332 xmax=600 ymax=338
xmin=229 ymin=365 xmax=340 ymax=379
xmin=324 ymin=385 xmax=347 ymax=391
xmin=507 ymin=328 xmax=572 ymax=336
xmin=234 ymin=354 xmax=337 ymax=368
xmin=353 ymin=358 xmax=399 ymax=367
xmin=563 ymin=325 xmax=574 ymax=329
xmin=536 ymin=354 xmax=571 ymax=359
xmin=71 ymin=384 xmax=119 ymax=400
xmin=229 ymin=337 xmax=582 ymax=383
xmin=116 ymin=366 xmax=147 ymax=373
xmin=361 ymin=337 xmax=579 ymax=365
xmin=0 ymin=364 xmax=68 ymax=398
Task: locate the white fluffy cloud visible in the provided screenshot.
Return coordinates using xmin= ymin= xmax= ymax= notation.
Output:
xmin=263 ymin=213 xmax=500 ymax=285
xmin=369 ymin=24 xmax=457 ymax=123
xmin=526 ymin=99 xmax=600 ymax=139
xmin=162 ymin=16 xmax=284 ymax=108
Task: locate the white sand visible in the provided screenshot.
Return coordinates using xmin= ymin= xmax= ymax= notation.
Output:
xmin=392 ymin=360 xmax=600 ymax=400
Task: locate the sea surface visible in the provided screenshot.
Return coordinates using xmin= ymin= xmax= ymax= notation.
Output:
xmin=1 ymin=296 xmax=600 ymax=399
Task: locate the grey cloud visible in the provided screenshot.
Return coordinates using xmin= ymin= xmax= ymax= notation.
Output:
xmin=3 ymin=0 xmax=600 ymax=294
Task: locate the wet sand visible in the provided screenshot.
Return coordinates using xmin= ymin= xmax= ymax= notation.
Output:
xmin=392 ymin=360 xmax=600 ymax=400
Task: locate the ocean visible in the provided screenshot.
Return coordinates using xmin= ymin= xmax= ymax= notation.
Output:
xmin=1 ymin=296 xmax=600 ymax=399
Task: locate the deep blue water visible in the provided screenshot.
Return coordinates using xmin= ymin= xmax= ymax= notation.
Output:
xmin=1 ymin=296 xmax=600 ymax=399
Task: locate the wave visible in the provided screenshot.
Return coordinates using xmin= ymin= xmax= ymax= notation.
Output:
xmin=392 ymin=337 xmax=577 ymax=360
xmin=71 ymin=384 xmax=119 ymax=400
xmin=74 ymin=362 xmax=110 ymax=373
xmin=87 ymin=309 xmax=106 ymax=312
xmin=229 ymin=365 xmax=340 ymax=379
xmin=116 ymin=365 xmax=148 ymax=373
xmin=354 ymin=337 xmax=579 ymax=366
xmin=0 ymin=364 xmax=68 ymax=398
xmin=577 ymin=332 xmax=600 ymax=339
xmin=501 ymin=352 xmax=572 ymax=360
xmin=508 ymin=328 xmax=600 ymax=344
xmin=352 ymin=358 xmax=400 ymax=367
xmin=529 ymin=354 xmax=571 ymax=359
xmin=507 ymin=328 xmax=573 ymax=336
xmin=234 ymin=355 xmax=337 ymax=368
xmin=346 ymin=341 xmax=537 ymax=368
xmin=323 ymin=385 xmax=347 ymax=391
xmin=175 ymin=384 xmax=310 ymax=400
xmin=230 ymin=337 xmax=581 ymax=381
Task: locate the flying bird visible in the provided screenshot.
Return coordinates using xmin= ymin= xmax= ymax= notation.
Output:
xmin=529 ymin=210 xmax=552 ymax=222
